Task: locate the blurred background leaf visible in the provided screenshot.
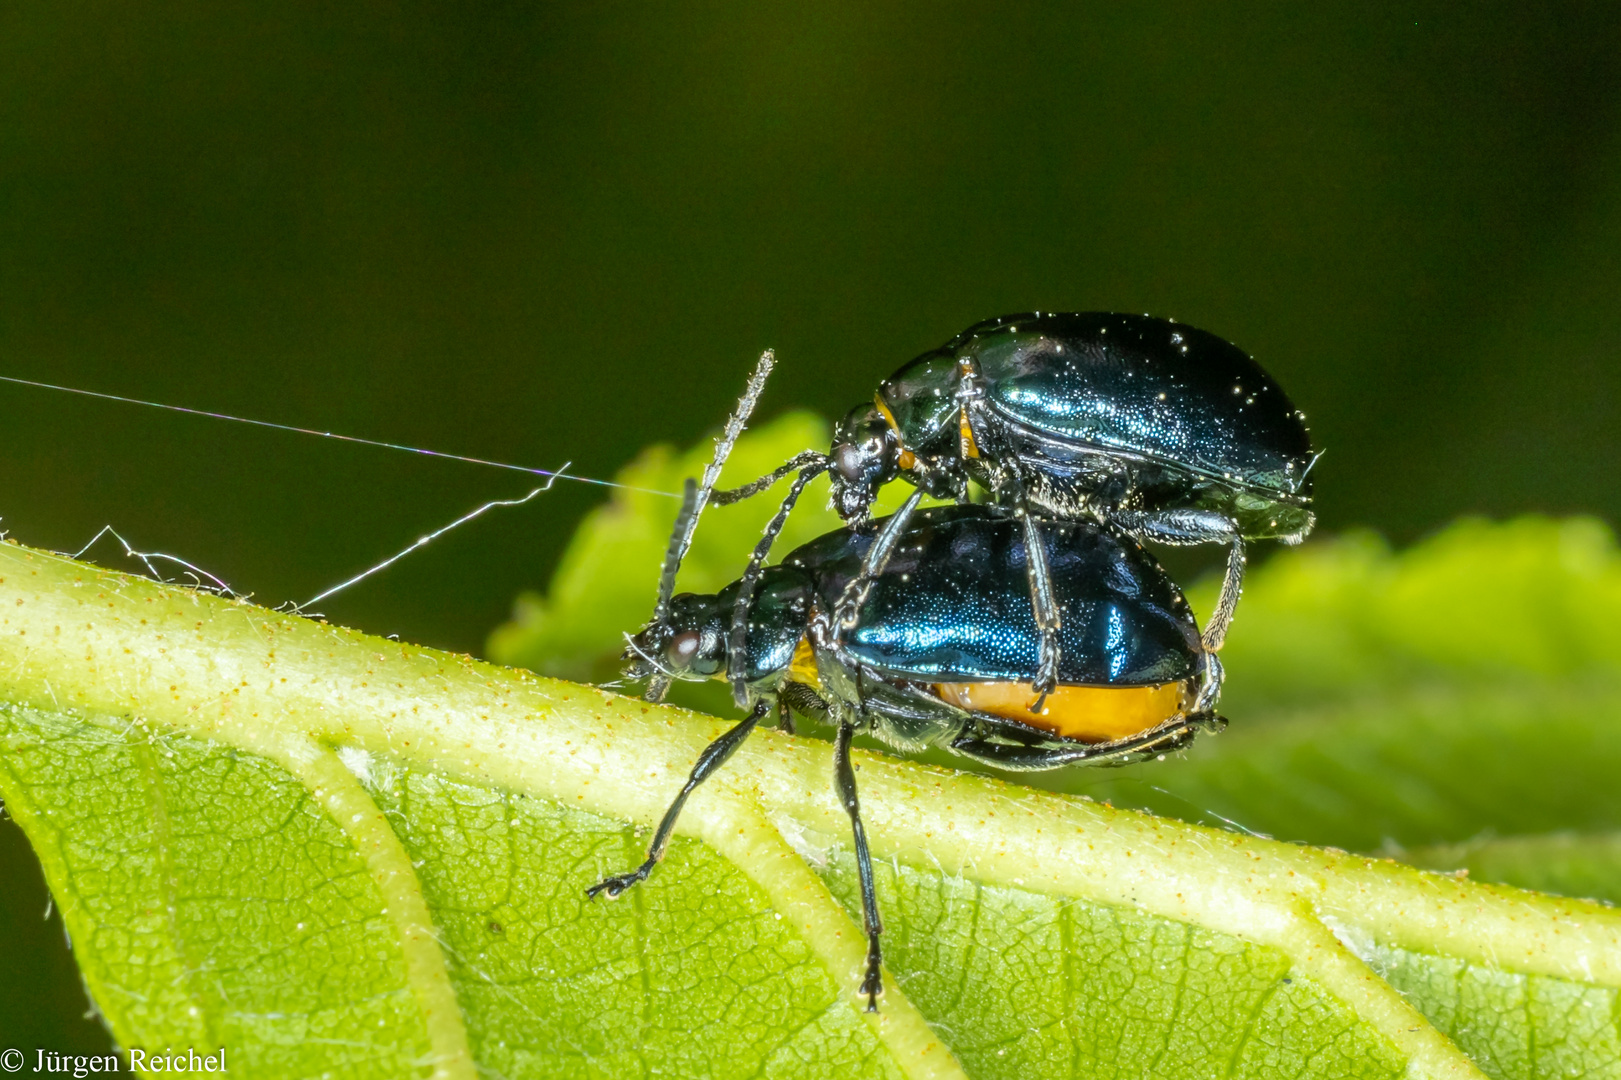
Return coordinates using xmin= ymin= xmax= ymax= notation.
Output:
xmin=2 ymin=0 xmax=1619 ymax=1052
xmin=1062 ymin=517 xmax=1621 ymax=902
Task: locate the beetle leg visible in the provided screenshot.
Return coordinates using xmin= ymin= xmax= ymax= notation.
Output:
xmin=1193 ymin=650 xmax=1226 ymax=715
xmin=998 ymin=469 xmax=1063 ymax=707
xmin=780 ymin=679 xmax=831 ymax=726
xmin=776 ymin=695 xmax=796 ymax=736
xmin=1104 ymin=509 xmax=1245 ymax=651
xmin=948 ymin=720 xmax=1205 ymax=771
xmin=586 ymin=700 xmax=770 ymax=900
xmin=1017 ymin=508 xmax=1064 ymax=707
xmin=1109 ymin=507 xmax=1236 ymax=546
xmin=728 ymin=462 xmax=828 ymax=708
xmin=1200 ymin=538 xmax=1246 ymax=652
xmin=833 ymin=487 xmax=925 ymax=634
xmin=834 ymin=719 xmax=885 ymax=1011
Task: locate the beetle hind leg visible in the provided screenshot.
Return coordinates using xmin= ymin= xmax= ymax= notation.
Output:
xmin=1200 ymin=538 xmax=1246 ymax=652
xmin=948 ymin=719 xmax=1206 ymax=771
xmin=1103 ymin=510 xmax=1246 ymax=652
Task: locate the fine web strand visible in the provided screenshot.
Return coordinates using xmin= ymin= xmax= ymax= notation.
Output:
xmin=299 ymin=468 xmax=570 ymax=610
xmin=71 ymin=525 xmax=237 ymax=595
xmin=0 ymin=373 xmax=678 ymax=498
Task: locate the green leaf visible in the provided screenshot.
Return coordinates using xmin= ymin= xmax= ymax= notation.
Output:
xmin=5 ymin=505 xmax=1621 ymax=1077
xmin=1402 ymin=833 xmax=1621 ymax=911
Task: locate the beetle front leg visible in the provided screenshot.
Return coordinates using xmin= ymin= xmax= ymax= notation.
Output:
xmin=587 ymin=700 xmax=769 ymax=900
xmin=834 ymin=719 xmax=884 ymax=1011
xmin=833 ymin=487 xmax=925 ymax=636
xmin=1000 ymin=472 xmax=1062 ymax=707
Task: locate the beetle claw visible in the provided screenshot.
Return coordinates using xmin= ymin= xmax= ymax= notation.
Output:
xmin=860 ymin=966 xmax=883 ymax=1011
xmin=1029 ymin=633 xmax=1061 ymax=712
xmin=586 ymin=863 xmax=653 ymax=901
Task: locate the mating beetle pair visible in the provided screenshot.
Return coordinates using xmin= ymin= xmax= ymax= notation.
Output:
xmin=590 ymin=313 xmax=1314 ymax=1011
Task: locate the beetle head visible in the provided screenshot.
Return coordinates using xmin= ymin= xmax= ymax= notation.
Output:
xmin=623 ymin=593 xmax=727 ymax=684
xmin=829 ymin=403 xmax=901 ymax=522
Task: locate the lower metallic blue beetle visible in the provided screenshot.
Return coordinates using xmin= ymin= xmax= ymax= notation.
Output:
xmin=592 ymin=499 xmax=1225 ymax=1010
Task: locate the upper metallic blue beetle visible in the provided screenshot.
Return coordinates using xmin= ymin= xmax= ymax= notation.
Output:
xmin=716 ymin=313 xmax=1317 ymax=704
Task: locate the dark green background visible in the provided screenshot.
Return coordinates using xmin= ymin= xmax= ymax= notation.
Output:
xmin=2 ymin=2 xmax=1618 ymax=1051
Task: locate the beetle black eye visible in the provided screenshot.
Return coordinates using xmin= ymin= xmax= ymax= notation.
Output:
xmin=666 ymin=630 xmax=702 ymax=668
xmin=833 ymin=441 xmax=872 ymax=481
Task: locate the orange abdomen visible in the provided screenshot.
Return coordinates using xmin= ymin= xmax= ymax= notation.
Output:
xmin=933 ymin=681 xmax=1187 ymax=744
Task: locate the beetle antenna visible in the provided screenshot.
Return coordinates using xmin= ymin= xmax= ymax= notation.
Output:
xmin=650 ymin=349 xmax=776 ymax=625
xmin=711 ymin=450 xmax=829 ymax=506
xmin=727 ymin=460 xmax=827 ymax=708
xmin=641 ymin=349 xmax=775 ymax=703
xmin=652 ymin=480 xmax=701 ymax=623
xmin=637 ymin=480 xmax=700 ymax=700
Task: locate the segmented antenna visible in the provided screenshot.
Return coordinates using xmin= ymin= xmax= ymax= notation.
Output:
xmin=641 ymin=478 xmax=699 ymax=703
xmin=711 ymin=449 xmax=829 ymax=506
xmin=649 ymin=348 xmax=774 ymax=620
xmin=652 ymin=480 xmax=701 ymax=624
xmin=642 ymin=349 xmax=775 ymax=702
xmin=727 ymin=460 xmax=828 ymax=708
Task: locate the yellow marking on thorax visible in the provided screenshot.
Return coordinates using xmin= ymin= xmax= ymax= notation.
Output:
xmin=932 ymin=681 xmax=1187 ymax=743
xmin=959 ymin=407 xmax=981 ymax=459
xmin=790 ymin=637 xmax=822 ymax=690
xmin=873 ymin=394 xmax=917 ymax=470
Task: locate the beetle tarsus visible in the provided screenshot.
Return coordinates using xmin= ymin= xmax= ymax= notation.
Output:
xmin=586 ymin=863 xmax=654 ymax=900
xmin=1028 ymin=626 xmax=1062 ymax=711
xmin=860 ymin=952 xmax=883 ymax=1012
xmin=834 ymin=586 xmax=866 ymax=631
